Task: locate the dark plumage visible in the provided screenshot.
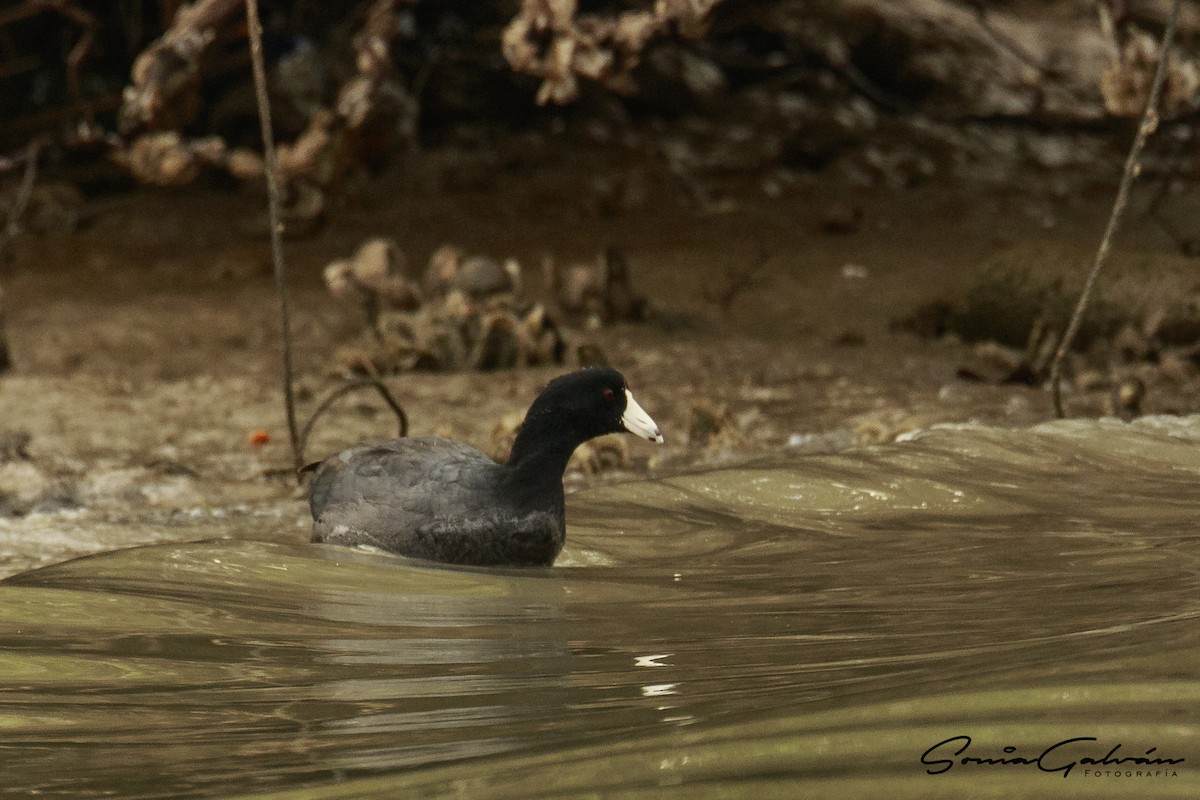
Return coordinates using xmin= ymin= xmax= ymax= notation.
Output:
xmin=308 ymin=367 xmax=662 ymax=566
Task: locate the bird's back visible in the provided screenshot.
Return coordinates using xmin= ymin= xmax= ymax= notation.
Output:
xmin=308 ymin=436 xmax=563 ymax=565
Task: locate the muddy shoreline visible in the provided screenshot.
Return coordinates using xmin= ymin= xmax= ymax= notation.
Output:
xmin=2 ymin=158 xmax=1198 ymax=576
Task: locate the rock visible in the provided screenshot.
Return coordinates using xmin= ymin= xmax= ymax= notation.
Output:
xmin=1110 ymin=376 xmax=1146 ymax=421
xmin=423 ymin=247 xmax=521 ymax=301
xmin=456 ymin=256 xmax=521 ymax=300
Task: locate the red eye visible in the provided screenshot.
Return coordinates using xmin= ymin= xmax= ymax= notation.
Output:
xmin=603 ymin=388 xmax=615 ymax=402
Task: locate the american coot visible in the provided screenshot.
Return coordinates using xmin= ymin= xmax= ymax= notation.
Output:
xmin=308 ymin=367 xmax=663 ymax=566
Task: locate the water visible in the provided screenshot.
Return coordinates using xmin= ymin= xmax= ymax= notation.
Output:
xmin=1 ymin=416 xmax=1197 ymax=798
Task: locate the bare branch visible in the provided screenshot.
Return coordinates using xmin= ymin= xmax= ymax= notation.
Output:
xmin=298 ymin=377 xmax=409 ymax=470
xmin=503 ymin=0 xmax=724 ymax=105
xmin=119 ymin=0 xmax=243 ymax=134
xmin=245 ymin=0 xmax=302 ymax=477
xmin=1049 ymin=0 xmax=1182 ymax=418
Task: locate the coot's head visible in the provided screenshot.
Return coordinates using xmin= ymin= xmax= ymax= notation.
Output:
xmin=512 ymin=368 xmax=663 ymax=461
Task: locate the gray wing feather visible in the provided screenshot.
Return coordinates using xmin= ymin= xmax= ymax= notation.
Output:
xmin=309 ymin=437 xmax=563 ymax=563
xmin=310 ymin=437 xmax=493 ymax=517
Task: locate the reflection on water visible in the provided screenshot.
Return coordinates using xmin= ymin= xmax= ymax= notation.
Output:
xmin=0 ymin=416 xmax=1198 ymax=798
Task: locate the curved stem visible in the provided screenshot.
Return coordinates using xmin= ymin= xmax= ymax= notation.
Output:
xmin=298 ymin=377 xmax=409 ymax=468
xmin=1049 ymin=0 xmax=1181 ymax=418
xmin=245 ymin=0 xmax=303 ymax=474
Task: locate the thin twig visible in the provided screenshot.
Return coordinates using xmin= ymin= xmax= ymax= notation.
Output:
xmin=245 ymin=0 xmax=303 ymax=476
xmin=297 ymin=376 xmax=409 ymax=468
xmin=1049 ymin=0 xmax=1181 ymax=418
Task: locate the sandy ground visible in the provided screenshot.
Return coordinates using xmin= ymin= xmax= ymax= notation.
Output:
xmin=2 ymin=151 xmax=1198 ymax=573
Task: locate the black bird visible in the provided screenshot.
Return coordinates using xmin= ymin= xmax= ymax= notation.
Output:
xmin=308 ymin=367 xmax=663 ymax=566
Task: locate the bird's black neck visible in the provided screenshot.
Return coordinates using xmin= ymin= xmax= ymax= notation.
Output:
xmin=501 ymin=412 xmax=579 ymax=505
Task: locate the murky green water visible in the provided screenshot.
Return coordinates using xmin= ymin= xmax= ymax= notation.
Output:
xmin=1 ymin=417 xmax=1197 ymax=798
